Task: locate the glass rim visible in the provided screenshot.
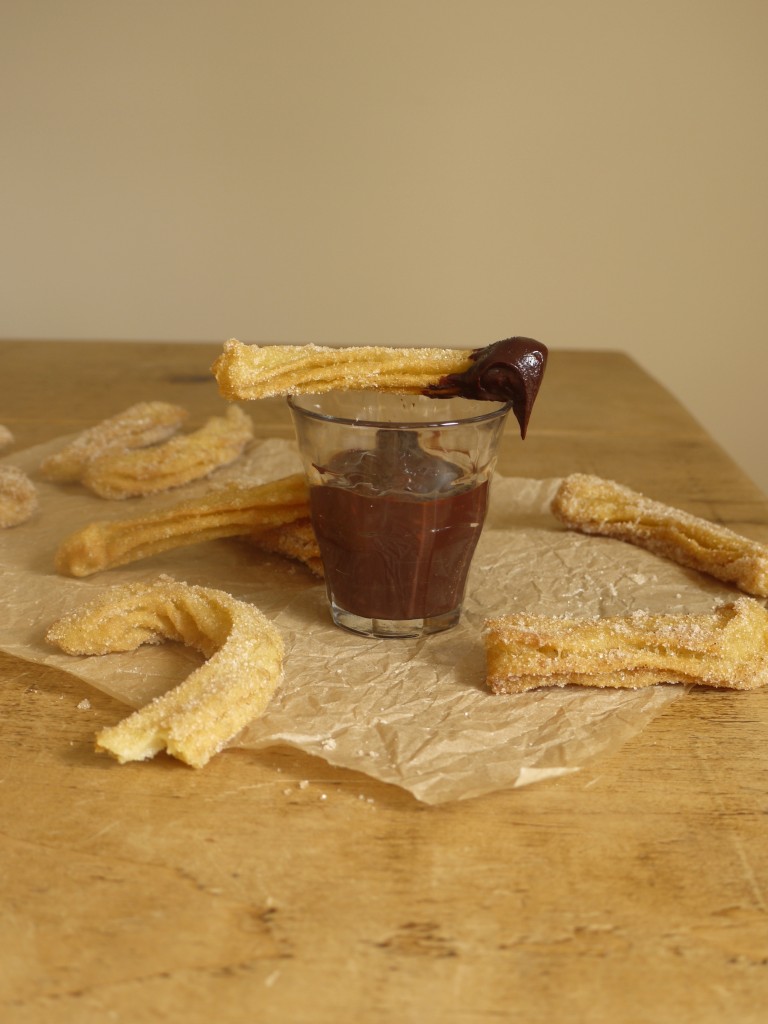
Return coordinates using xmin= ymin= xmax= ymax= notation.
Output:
xmin=287 ymin=392 xmax=514 ymax=429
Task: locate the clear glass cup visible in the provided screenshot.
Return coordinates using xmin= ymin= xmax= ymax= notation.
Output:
xmin=288 ymin=392 xmax=511 ymax=638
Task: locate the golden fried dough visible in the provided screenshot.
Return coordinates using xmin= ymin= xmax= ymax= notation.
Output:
xmin=250 ymin=517 xmax=323 ymax=577
xmin=47 ymin=576 xmax=284 ymax=768
xmin=0 ymin=465 xmax=38 ymax=528
xmin=552 ymin=473 xmax=768 ymax=598
xmin=485 ymin=597 xmax=768 ymax=694
xmin=41 ymin=401 xmax=189 ymax=482
xmin=55 ymin=473 xmax=310 ymax=577
xmin=81 ymin=406 xmax=254 ymax=499
xmin=213 ymin=338 xmax=473 ymax=399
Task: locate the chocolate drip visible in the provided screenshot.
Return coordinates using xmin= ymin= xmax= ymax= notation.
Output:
xmin=425 ymin=336 xmax=548 ymax=438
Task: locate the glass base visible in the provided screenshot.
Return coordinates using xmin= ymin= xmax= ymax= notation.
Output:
xmin=330 ymin=603 xmax=461 ymax=639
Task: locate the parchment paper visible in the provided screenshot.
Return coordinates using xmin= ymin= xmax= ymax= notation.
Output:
xmin=0 ymin=436 xmax=734 ymax=803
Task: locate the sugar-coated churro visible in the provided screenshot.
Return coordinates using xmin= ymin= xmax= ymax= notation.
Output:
xmin=212 ymin=336 xmax=548 ymax=437
xmin=40 ymin=402 xmax=189 ymax=483
xmin=47 ymin=576 xmax=284 ymax=767
xmin=81 ymin=406 xmax=254 ymax=499
xmin=250 ymin=517 xmax=323 ymax=577
xmin=0 ymin=465 xmax=38 ymax=528
xmin=55 ymin=473 xmax=310 ymax=577
xmin=485 ymin=597 xmax=768 ymax=694
xmin=551 ymin=473 xmax=768 ymax=598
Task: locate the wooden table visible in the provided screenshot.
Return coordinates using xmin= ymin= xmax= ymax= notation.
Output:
xmin=2 ymin=341 xmax=767 ymax=1023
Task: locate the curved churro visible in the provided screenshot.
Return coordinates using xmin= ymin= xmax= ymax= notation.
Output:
xmin=485 ymin=597 xmax=768 ymax=694
xmin=41 ymin=401 xmax=189 ymax=483
xmin=0 ymin=465 xmax=38 ymax=528
xmin=55 ymin=473 xmax=311 ymax=577
xmin=81 ymin=406 xmax=254 ymax=499
xmin=47 ymin=576 xmax=284 ymax=767
xmin=213 ymin=336 xmax=548 ymax=437
xmin=551 ymin=473 xmax=768 ymax=598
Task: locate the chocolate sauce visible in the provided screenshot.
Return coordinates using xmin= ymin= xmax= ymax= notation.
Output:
xmin=311 ymin=431 xmax=488 ymax=622
xmin=425 ymin=336 xmax=548 ymax=438
xmin=310 ymin=481 xmax=488 ymax=621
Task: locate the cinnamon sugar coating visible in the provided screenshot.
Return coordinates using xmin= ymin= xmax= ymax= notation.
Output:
xmin=40 ymin=401 xmax=189 ymax=483
xmin=250 ymin=517 xmax=323 ymax=576
xmin=212 ymin=339 xmax=474 ymax=399
xmin=0 ymin=465 xmax=38 ymax=528
xmin=485 ymin=598 xmax=768 ymax=694
xmin=55 ymin=473 xmax=310 ymax=577
xmin=47 ymin=576 xmax=284 ymax=767
xmin=552 ymin=473 xmax=768 ymax=598
xmin=81 ymin=406 xmax=254 ymax=499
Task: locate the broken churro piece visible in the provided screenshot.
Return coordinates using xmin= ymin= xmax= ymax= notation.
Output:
xmin=55 ymin=473 xmax=310 ymax=577
xmin=46 ymin=576 xmax=284 ymax=768
xmin=40 ymin=401 xmax=189 ymax=482
xmin=485 ymin=597 xmax=768 ymax=694
xmin=0 ymin=465 xmax=38 ymax=527
xmin=81 ymin=406 xmax=254 ymax=499
xmin=213 ymin=336 xmax=548 ymax=437
xmin=552 ymin=473 xmax=768 ymax=598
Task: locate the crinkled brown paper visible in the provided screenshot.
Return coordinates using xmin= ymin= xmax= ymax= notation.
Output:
xmin=0 ymin=436 xmax=734 ymax=803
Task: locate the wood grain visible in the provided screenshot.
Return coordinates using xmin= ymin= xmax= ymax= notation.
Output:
xmin=1 ymin=340 xmax=767 ymax=1023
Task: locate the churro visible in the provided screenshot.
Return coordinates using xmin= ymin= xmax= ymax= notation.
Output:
xmin=81 ymin=406 xmax=254 ymax=499
xmin=41 ymin=401 xmax=189 ymax=482
xmin=55 ymin=473 xmax=310 ymax=577
xmin=485 ymin=597 xmax=768 ymax=694
xmin=0 ymin=465 xmax=38 ymax=528
xmin=47 ymin=576 xmax=284 ymax=767
xmin=213 ymin=336 xmax=548 ymax=437
xmin=251 ymin=517 xmax=323 ymax=577
xmin=551 ymin=473 xmax=768 ymax=598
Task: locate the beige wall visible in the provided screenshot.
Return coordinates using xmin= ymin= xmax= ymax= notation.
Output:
xmin=2 ymin=1 xmax=766 ymax=493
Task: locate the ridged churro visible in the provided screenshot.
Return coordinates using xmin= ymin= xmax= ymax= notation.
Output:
xmin=0 ymin=465 xmax=38 ymax=528
xmin=81 ymin=406 xmax=254 ymax=499
xmin=551 ymin=473 xmax=768 ymax=598
xmin=485 ymin=597 xmax=768 ymax=694
xmin=55 ymin=473 xmax=311 ymax=577
xmin=47 ymin=576 xmax=284 ymax=767
xmin=41 ymin=401 xmax=189 ymax=483
xmin=213 ymin=336 xmax=548 ymax=437
xmin=251 ymin=517 xmax=323 ymax=577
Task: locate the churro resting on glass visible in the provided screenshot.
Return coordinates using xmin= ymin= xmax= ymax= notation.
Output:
xmin=485 ymin=598 xmax=768 ymax=694
xmin=0 ymin=465 xmax=38 ymax=528
xmin=213 ymin=336 xmax=548 ymax=437
xmin=551 ymin=473 xmax=768 ymax=598
xmin=40 ymin=401 xmax=189 ymax=482
xmin=54 ymin=473 xmax=311 ymax=577
xmin=47 ymin=576 xmax=284 ymax=767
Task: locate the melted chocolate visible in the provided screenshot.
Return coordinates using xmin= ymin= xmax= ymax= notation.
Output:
xmin=312 ymin=433 xmax=488 ymax=621
xmin=310 ymin=482 xmax=489 ymax=621
xmin=424 ymin=336 xmax=548 ymax=438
